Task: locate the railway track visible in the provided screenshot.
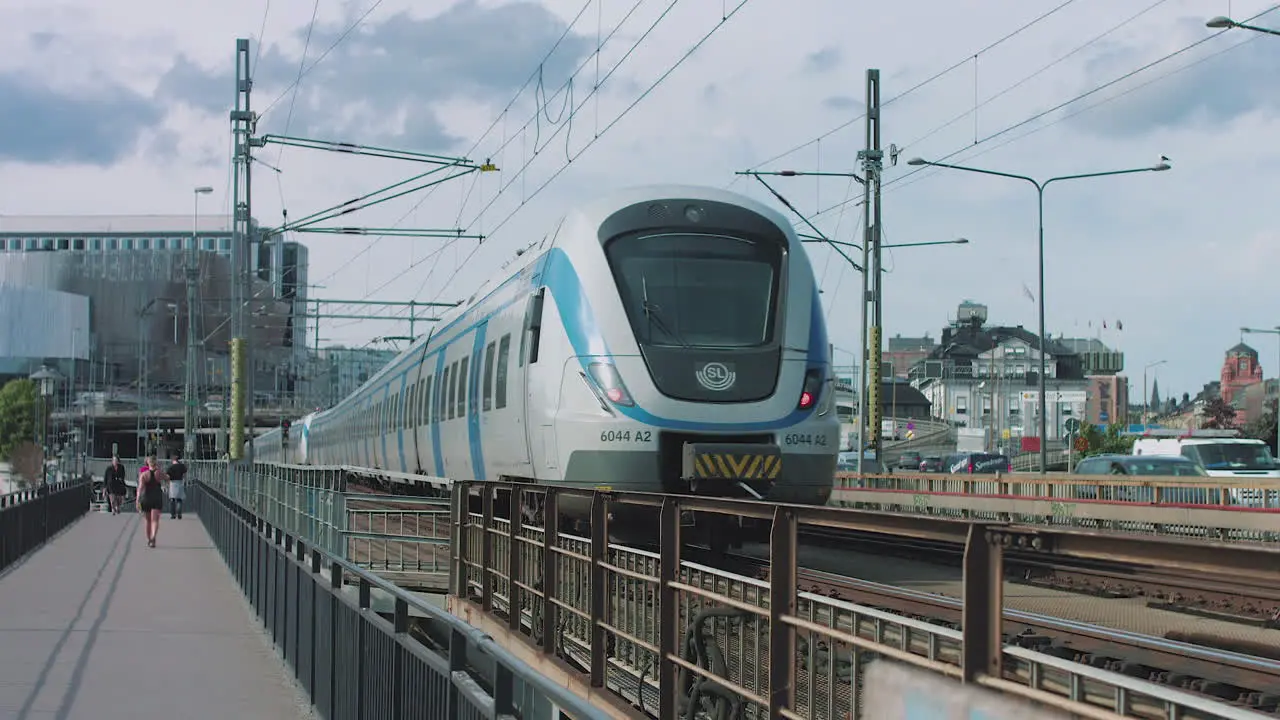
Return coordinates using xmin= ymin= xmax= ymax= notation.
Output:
xmin=803 ymin=527 xmax=1280 ymax=626
xmin=692 ymin=548 xmax=1280 ymax=713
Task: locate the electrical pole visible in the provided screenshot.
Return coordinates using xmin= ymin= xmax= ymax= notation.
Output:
xmin=854 ymin=69 xmax=883 ymax=473
xmin=229 ymin=37 xmax=255 ymax=463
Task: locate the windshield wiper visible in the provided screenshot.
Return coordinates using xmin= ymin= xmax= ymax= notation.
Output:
xmin=641 ymin=276 xmax=691 ymax=348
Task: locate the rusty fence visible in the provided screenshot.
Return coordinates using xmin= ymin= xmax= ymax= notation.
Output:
xmin=834 ymin=472 xmax=1280 ymax=544
xmin=450 ymin=480 xmax=1280 ymax=720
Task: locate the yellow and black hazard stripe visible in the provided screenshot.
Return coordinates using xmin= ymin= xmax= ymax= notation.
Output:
xmin=691 ymin=452 xmax=782 ymax=480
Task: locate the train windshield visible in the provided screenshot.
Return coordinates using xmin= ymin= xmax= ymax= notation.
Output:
xmin=606 ymin=231 xmax=782 ymax=348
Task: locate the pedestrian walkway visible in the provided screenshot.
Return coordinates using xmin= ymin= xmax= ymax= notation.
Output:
xmin=0 ymin=509 xmax=314 ymax=720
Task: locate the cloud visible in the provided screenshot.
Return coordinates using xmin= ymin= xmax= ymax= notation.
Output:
xmin=804 ymin=46 xmax=841 ymax=74
xmin=822 ymin=95 xmax=860 ymax=111
xmin=1069 ymin=20 xmax=1280 ymax=138
xmin=156 ymin=0 xmax=594 ymax=152
xmin=0 ymin=73 xmax=162 ymax=165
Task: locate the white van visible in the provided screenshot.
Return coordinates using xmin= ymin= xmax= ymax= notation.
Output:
xmin=1131 ymin=429 xmax=1278 ymax=505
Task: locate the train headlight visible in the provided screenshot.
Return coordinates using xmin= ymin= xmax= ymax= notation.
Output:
xmin=587 ymin=362 xmax=635 ymax=407
xmin=798 ymin=368 xmax=823 ymax=411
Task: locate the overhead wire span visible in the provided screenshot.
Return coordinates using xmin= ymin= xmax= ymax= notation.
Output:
xmin=258 ymin=0 xmax=389 ymax=121
xmin=425 ymin=0 xmax=754 ymax=307
xmin=733 ymin=0 xmax=1083 ymax=179
xmin=896 ymin=0 xmax=1175 ymax=153
xmin=337 ymin=0 xmax=703 ymax=317
xmin=886 ymin=29 xmax=1270 ymax=198
xmin=806 ymin=5 xmax=1279 ymax=220
xmin=307 ymin=0 xmax=604 ymax=294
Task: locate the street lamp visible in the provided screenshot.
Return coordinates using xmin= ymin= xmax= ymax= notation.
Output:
xmin=28 ymin=366 xmax=63 ymax=484
xmin=907 ymin=156 xmax=1171 ymax=473
xmin=1142 ymin=359 xmax=1167 ymax=425
xmin=1241 ymin=327 xmax=1280 ymax=460
xmin=186 ymin=185 xmax=214 ymax=459
xmin=1206 ymin=15 xmax=1280 ymax=36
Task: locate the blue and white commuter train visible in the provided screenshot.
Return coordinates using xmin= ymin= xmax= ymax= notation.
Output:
xmin=252 ymin=185 xmax=840 ymax=530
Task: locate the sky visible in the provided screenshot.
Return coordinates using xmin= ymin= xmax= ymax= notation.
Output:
xmin=2 ymin=0 xmax=1278 ymax=403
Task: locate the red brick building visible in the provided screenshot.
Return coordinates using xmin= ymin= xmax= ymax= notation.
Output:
xmin=1221 ymin=342 xmax=1263 ymax=425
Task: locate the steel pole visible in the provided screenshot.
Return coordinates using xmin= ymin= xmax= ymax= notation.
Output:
xmin=1036 ymin=187 xmax=1048 ymax=473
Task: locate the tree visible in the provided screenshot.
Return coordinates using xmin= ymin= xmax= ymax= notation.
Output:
xmin=1077 ymin=422 xmax=1134 ymax=457
xmin=7 ymin=441 xmax=42 ymax=487
xmin=0 ymin=379 xmax=39 ymax=462
xmin=1201 ymin=397 xmax=1237 ymax=430
xmin=1244 ymin=397 xmax=1278 ymax=455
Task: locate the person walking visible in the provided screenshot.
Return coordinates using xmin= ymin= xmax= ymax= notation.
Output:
xmin=136 ymin=456 xmax=168 ymax=548
xmin=166 ymin=454 xmax=187 ymax=519
xmin=104 ymin=457 xmax=127 ymax=515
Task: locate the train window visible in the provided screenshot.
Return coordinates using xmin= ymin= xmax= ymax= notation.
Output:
xmin=482 ymin=342 xmax=495 ymax=411
xmin=436 ymin=369 xmax=445 ymax=423
xmin=406 ymin=382 xmax=415 ymax=428
xmin=495 ymin=334 xmax=510 ymax=409
xmin=605 ymin=231 xmax=783 ymax=348
xmin=457 ymin=357 xmax=469 ymax=418
xmin=447 ymin=362 xmax=458 ymax=420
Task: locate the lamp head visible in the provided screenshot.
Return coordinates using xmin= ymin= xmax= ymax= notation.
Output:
xmin=1206 ymin=15 xmax=1235 ymax=28
xmin=194 ymin=186 xmax=214 ymax=195
xmin=906 ymin=157 xmax=928 ymax=166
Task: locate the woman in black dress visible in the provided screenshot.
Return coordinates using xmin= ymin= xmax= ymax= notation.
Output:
xmin=136 ymin=456 xmax=168 ymax=548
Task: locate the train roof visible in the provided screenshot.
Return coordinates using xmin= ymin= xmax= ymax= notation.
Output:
xmin=312 ymin=183 xmax=797 ymax=419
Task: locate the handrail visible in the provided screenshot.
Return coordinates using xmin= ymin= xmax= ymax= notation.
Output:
xmin=194 ymin=477 xmax=613 ymax=719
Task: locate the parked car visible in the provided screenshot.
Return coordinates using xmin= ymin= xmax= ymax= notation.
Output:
xmin=896 ymin=451 xmax=922 ymax=470
xmin=1072 ymin=453 xmax=1211 ymax=503
xmin=918 ymin=456 xmax=945 ymax=473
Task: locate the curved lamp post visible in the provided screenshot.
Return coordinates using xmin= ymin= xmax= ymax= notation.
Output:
xmin=906 ymin=157 xmax=1171 ymax=472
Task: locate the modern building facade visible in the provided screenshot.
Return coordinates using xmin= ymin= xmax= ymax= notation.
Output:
xmin=311 ymin=346 xmax=399 ymax=408
xmin=0 ymin=214 xmax=310 ymax=456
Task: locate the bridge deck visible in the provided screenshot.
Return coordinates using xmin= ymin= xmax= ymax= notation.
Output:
xmin=0 ymin=509 xmax=313 ymax=720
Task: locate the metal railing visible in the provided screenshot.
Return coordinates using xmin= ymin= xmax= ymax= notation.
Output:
xmin=833 ymin=471 xmax=1280 ymax=543
xmin=191 ymin=461 xmax=450 ymax=590
xmin=452 ymin=480 xmax=1278 ymax=720
xmin=0 ymin=480 xmax=91 ymax=574
xmin=188 ymin=476 xmax=613 ymax=719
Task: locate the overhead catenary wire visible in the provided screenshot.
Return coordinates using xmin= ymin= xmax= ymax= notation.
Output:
xmin=884 ymin=27 xmax=1270 ymax=199
xmin=734 ymin=0 xmax=1083 ymax=178
xmin=330 ymin=0 xmax=721 ymax=323
xmin=806 ymin=4 xmax=1279 ymax=221
xmin=895 ymin=0 xmax=1175 ymax=153
xmin=421 ymin=0 xmax=754 ymax=310
xmin=307 ymin=0 xmax=606 ymax=298
xmin=257 ymin=0 xmax=389 ymax=122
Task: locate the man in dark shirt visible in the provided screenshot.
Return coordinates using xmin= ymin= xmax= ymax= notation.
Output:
xmin=166 ymin=455 xmax=188 ymax=519
xmin=104 ymin=457 xmax=127 ymax=515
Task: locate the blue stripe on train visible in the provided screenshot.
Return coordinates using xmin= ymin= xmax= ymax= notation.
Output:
xmin=317 ymin=243 xmax=833 ymax=450
xmin=468 ymin=323 xmax=488 ymax=479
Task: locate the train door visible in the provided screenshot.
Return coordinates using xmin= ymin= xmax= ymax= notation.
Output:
xmin=520 ymin=287 xmax=546 ymax=476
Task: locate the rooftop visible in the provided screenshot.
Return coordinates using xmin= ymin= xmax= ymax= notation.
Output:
xmin=0 ymin=215 xmax=246 ymax=234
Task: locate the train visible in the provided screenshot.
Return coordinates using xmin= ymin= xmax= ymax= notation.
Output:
xmin=251 ymin=184 xmax=840 ymax=543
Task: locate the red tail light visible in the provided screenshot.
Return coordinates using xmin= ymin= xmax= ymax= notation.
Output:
xmin=798 ymin=368 xmax=822 ymax=410
xmin=587 ymin=363 xmax=634 ymax=407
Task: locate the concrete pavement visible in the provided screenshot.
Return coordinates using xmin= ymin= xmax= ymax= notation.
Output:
xmin=0 ymin=508 xmax=314 ymax=720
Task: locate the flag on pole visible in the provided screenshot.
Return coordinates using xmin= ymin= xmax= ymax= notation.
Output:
xmin=1021 ymin=284 xmax=1035 ymax=303
xmin=1117 ymin=319 xmax=1123 ymax=331
xmin=1103 ymin=320 xmax=1107 ymax=329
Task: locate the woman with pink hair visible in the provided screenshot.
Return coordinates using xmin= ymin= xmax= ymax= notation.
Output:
xmin=136 ymin=456 xmax=168 ymax=548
